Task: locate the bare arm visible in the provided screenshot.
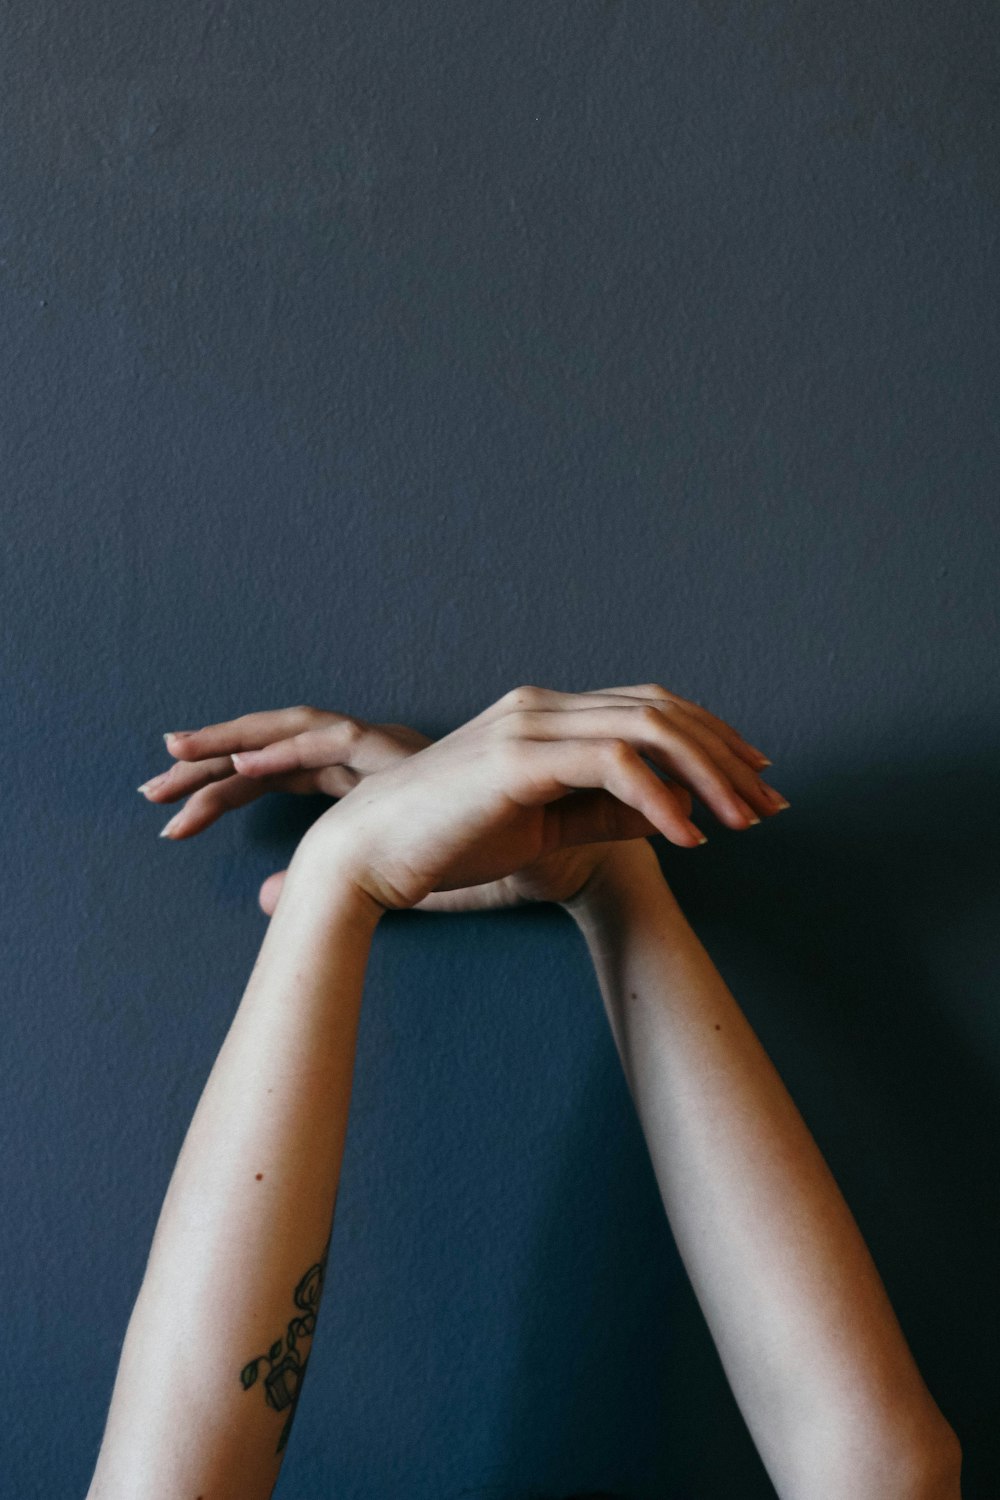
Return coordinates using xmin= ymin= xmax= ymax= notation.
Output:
xmin=86 ymin=845 xmax=383 ymax=1499
xmin=563 ymin=838 xmax=962 ymax=1500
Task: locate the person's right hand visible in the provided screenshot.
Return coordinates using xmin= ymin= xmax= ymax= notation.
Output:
xmin=288 ymin=682 xmax=787 ymax=915
xmin=141 ymin=684 xmax=786 ymax=914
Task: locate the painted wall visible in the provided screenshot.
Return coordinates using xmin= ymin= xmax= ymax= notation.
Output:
xmin=2 ymin=3 xmax=998 ymax=1496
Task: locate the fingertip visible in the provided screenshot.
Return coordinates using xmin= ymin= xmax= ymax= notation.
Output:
xmin=164 ymin=731 xmax=198 ymax=758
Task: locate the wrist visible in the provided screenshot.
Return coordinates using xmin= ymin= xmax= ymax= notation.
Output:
xmin=282 ymin=833 xmax=387 ymax=934
xmin=560 ymin=838 xmax=680 ymax=929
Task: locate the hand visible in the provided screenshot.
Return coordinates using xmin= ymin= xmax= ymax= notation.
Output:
xmin=273 ymin=683 xmax=789 ymax=914
xmin=141 ymin=685 xmax=786 ymax=913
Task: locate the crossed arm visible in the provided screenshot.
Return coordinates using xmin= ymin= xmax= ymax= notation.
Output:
xmin=85 ymin=839 xmax=960 ymax=1499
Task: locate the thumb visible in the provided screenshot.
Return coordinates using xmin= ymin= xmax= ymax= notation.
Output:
xmin=259 ymin=869 xmax=288 ymax=916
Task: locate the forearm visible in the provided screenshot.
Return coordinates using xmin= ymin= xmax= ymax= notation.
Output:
xmin=564 ymin=841 xmax=960 ymax=1500
xmin=87 ymin=841 xmax=382 ymax=1500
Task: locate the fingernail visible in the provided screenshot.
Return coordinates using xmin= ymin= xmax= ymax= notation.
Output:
xmin=755 ymin=755 xmax=773 ymax=767
xmin=686 ymin=821 xmax=708 ymax=845
xmin=159 ymin=813 xmax=182 ymax=838
xmin=736 ymin=800 xmax=761 ymax=825
xmin=231 ymin=752 xmax=254 ymax=772
xmin=137 ymin=775 xmax=167 ymax=796
xmin=760 ymin=784 xmax=790 ymax=810
xmin=164 ymin=731 xmax=193 ymax=745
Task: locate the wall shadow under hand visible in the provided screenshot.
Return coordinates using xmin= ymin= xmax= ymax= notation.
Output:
xmin=494 ymin=742 xmax=1000 ymax=1499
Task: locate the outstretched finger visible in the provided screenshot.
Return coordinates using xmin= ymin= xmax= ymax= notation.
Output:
xmin=138 ymin=754 xmax=238 ymax=803
xmin=163 ymin=706 xmax=328 ymax=761
xmin=157 ymin=771 xmax=303 ymax=840
xmin=231 ymin=721 xmax=413 ymax=779
xmin=258 ymin=869 xmax=288 ymax=916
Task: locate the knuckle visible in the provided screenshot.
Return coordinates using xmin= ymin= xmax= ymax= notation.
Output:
xmin=641 ymin=682 xmax=672 ymax=702
xmin=336 ymin=715 xmax=364 ymax=748
xmin=639 ymin=704 xmax=666 ymax=733
xmin=604 ymin=737 xmax=637 ymax=768
xmin=499 ymin=684 xmax=541 ymax=711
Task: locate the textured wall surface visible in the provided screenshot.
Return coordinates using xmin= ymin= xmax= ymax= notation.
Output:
xmin=2 ymin=3 xmax=998 ymax=1496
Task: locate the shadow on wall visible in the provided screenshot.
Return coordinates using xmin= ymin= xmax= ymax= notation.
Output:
xmin=491 ymin=741 xmax=1000 ymax=1499
xmin=240 ymin=736 xmax=999 ymax=1498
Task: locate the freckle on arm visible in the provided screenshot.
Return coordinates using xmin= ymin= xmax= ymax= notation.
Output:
xmin=255 ymin=1173 xmax=264 ymax=1181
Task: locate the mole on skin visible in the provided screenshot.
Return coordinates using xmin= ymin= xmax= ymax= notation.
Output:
xmin=255 ymin=1173 xmax=264 ymax=1180
xmin=630 ymin=991 xmax=637 ymax=999
xmin=714 ymin=1024 xmax=722 ymax=1031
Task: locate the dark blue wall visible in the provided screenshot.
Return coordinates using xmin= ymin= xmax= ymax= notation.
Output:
xmin=2 ymin=3 xmax=998 ymax=1496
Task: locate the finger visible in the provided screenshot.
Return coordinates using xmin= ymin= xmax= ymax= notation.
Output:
xmin=507 ymin=736 xmax=706 ymax=849
xmin=163 ymin=706 xmax=332 ymax=761
xmin=259 ymin=869 xmax=287 ymax=916
xmin=660 ymin=781 xmax=694 ymax=820
xmin=138 ymin=754 xmax=240 ymax=803
xmin=583 ymin=683 xmax=771 ymax=768
xmin=625 ymin=706 xmax=785 ymax=821
xmin=231 ymin=721 xmax=412 ymax=779
xmin=157 ymin=772 xmax=283 ymax=840
xmin=501 ymin=705 xmax=775 ymax=830
xmin=483 ymin=683 xmax=771 ymax=771
xmin=551 ymin=787 xmax=662 ymax=845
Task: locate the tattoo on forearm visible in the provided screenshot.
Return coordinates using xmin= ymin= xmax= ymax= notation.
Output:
xmin=239 ymin=1240 xmax=331 ymax=1454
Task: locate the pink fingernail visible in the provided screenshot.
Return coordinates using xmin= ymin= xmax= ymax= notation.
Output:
xmin=685 ymin=821 xmax=708 ymax=845
xmin=159 ymin=813 xmax=183 ymax=838
xmin=164 ymin=731 xmax=194 ymax=744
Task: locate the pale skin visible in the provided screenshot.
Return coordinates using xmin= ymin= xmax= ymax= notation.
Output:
xmin=86 ymin=684 xmax=962 ymax=1498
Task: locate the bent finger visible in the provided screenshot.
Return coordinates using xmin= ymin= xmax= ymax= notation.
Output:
xmin=502 ymin=705 xmax=761 ymax=829
xmin=508 ymin=737 xmax=706 ymax=849
xmin=585 ymin=682 xmax=771 ymax=768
